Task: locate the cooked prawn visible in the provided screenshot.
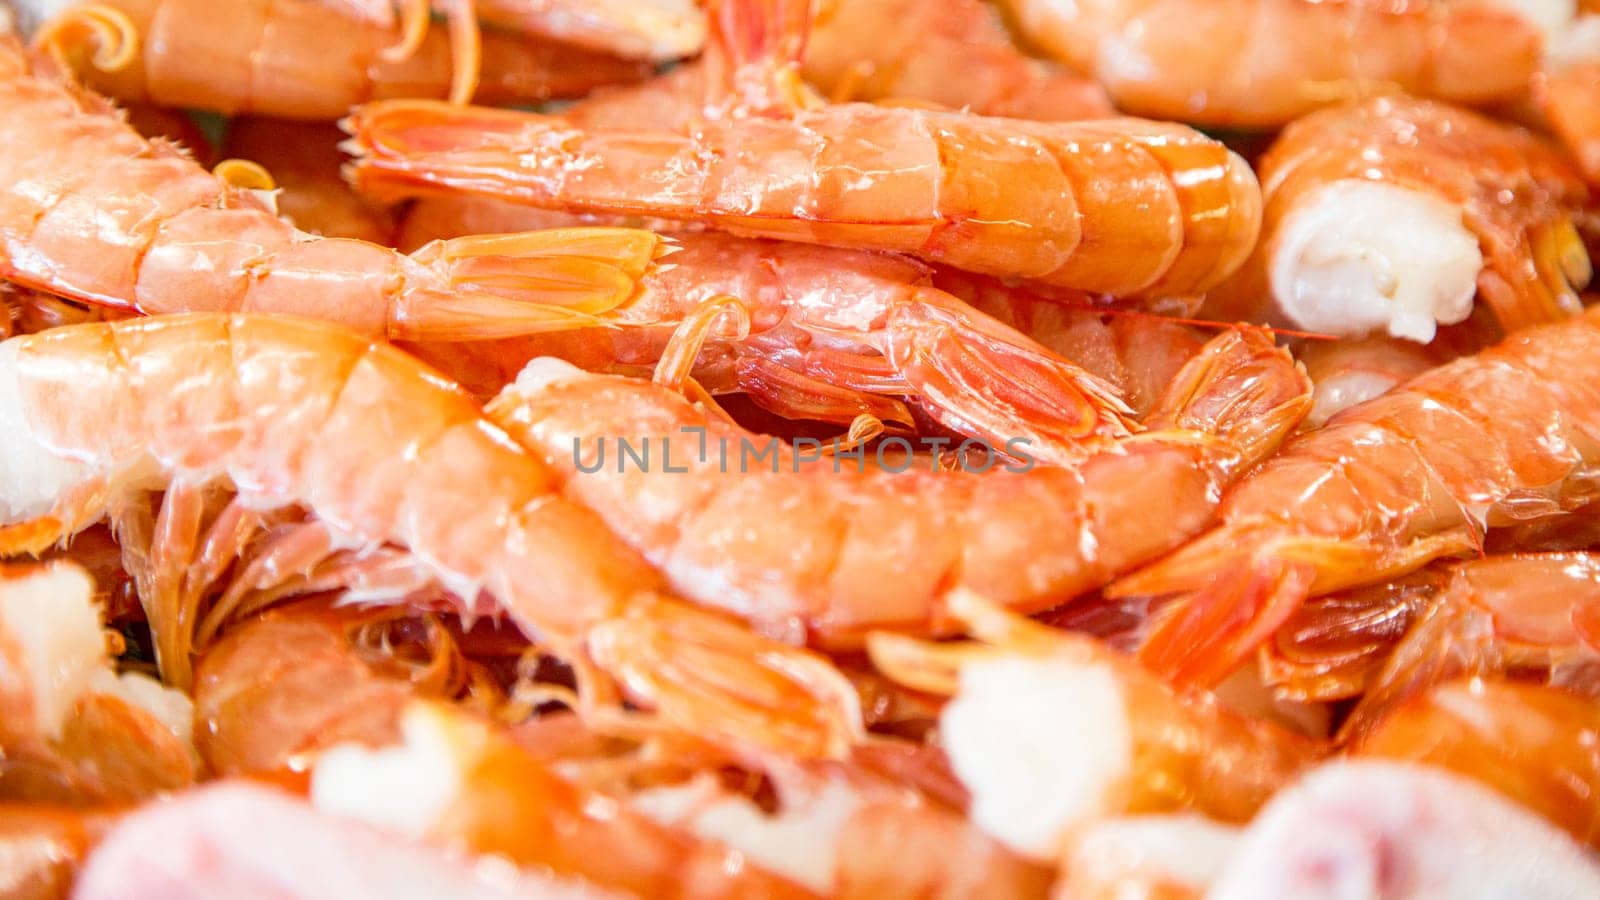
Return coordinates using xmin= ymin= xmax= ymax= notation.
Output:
xmin=866 ymin=592 xmax=1320 ymax=862
xmin=1206 ymin=97 xmax=1590 ymax=345
xmin=0 ymin=313 xmax=861 ymax=760
xmin=220 ymin=118 xmax=396 ymax=244
xmin=997 ymin=0 xmax=1556 ymax=127
xmin=1207 ymin=760 xmax=1600 ymax=899
xmin=313 ymin=702 xmax=821 ymax=898
xmin=1114 ymin=304 xmax=1600 ymax=687
xmin=487 ymin=324 xmax=1310 ymax=647
xmin=0 ymin=561 xmax=193 ymax=806
xmin=191 ymin=602 xmax=456 ymax=778
xmin=1357 ymin=679 xmax=1600 ymax=847
xmin=0 ymin=36 xmax=667 ymax=343
xmin=0 ymin=804 xmax=113 ymax=899
xmin=344 ymin=0 xmax=1263 ymax=299
xmin=32 ymin=0 xmax=648 ymax=116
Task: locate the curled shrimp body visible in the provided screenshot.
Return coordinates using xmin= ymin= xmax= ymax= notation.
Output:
xmin=0 ymin=314 xmax=861 ymax=760
xmin=1358 ymin=679 xmax=1600 ymax=849
xmin=1207 ymin=97 xmax=1591 ymax=345
xmin=34 ymin=0 xmax=649 ymax=117
xmin=1115 ymin=304 xmax=1600 ymax=688
xmin=867 ymin=594 xmax=1320 ymax=863
xmin=805 ymin=0 xmax=1113 ymax=120
xmin=0 ymin=37 xmax=666 ymax=343
xmin=998 ymin=0 xmax=1551 ymax=128
xmin=488 ymin=326 xmax=1310 ymax=648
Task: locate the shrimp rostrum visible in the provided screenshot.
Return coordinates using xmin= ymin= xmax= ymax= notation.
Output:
xmin=0 ymin=313 xmax=862 ymax=761
xmin=1115 ymin=303 xmax=1600 ymax=688
xmin=0 ymin=33 xmax=665 ymax=343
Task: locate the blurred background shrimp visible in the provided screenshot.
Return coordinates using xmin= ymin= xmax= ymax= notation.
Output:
xmin=26 ymin=0 xmax=650 ymax=117
xmin=0 ymin=562 xmax=192 ymax=808
xmin=345 ymin=0 xmax=1264 ymax=299
xmin=1115 ymin=303 xmax=1600 ymax=688
xmin=0 ymin=313 xmax=863 ymax=760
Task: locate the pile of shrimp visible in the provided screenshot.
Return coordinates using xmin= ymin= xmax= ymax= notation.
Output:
xmin=3 ymin=0 xmax=1600 ymax=896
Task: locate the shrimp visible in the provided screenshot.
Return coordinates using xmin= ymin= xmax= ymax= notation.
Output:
xmin=1207 ymin=760 xmax=1600 ymax=899
xmin=313 ymin=702 xmax=821 ymax=898
xmin=1294 ymin=335 xmax=1446 ymax=427
xmin=462 ymin=234 xmax=1143 ymax=464
xmin=73 ymin=781 xmax=633 ymax=900
xmin=486 ymin=324 xmax=1311 ymax=647
xmin=996 ymin=0 xmax=1554 ymax=128
xmin=1357 ymin=679 xmax=1600 ymax=847
xmin=939 ymin=273 xmax=1211 ymax=415
xmin=1113 ymin=303 xmax=1600 ymax=688
xmin=192 ymin=603 xmax=454 ymax=778
xmin=396 ymin=195 xmax=649 ymax=255
xmin=0 ymin=36 xmax=668 ymax=343
xmin=866 ymin=592 xmax=1321 ymax=863
xmin=31 ymin=0 xmax=649 ymax=117
xmin=1335 ymin=554 xmax=1600 ymax=738
xmin=0 ymin=313 xmax=861 ymax=760
xmin=1259 ymin=571 xmax=1441 ymax=705
xmin=502 ymin=710 xmax=1049 ymax=898
xmin=0 ymin=804 xmax=113 ymax=900
xmin=332 ymin=0 xmax=705 ymax=62
xmin=0 ymin=561 xmax=193 ymax=806
xmin=220 ymin=118 xmax=396 ymax=244
xmin=1205 ymin=97 xmax=1591 ymax=345
xmin=803 ymin=0 xmax=1113 ymax=120
xmin=626 ymin=743 xmax=1054 ymax=898
xmin=344 ymin=1 xmax=1263 ymax=299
